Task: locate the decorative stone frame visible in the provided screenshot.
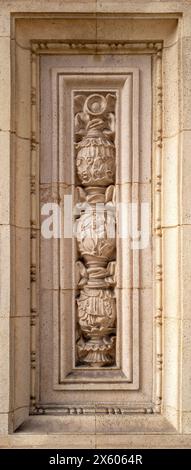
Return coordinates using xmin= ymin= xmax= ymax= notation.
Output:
xmin=0 ymin=4 xmax=191 ymax=448
xmin=50 ymin=68 xmax=139 ymax=390
xmin=31 ymin=41 xmax=161 ymax=412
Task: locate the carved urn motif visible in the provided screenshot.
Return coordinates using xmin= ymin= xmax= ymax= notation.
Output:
xmin=76 ymin=208 xmax=116 ymax=264
xmin=74 ymin=92 xmax=116 ymax=367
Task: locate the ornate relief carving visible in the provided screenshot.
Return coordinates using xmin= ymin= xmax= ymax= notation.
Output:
xmin=30 ymin=48 xmax=39 ymax=412
xmin=74 ymin=92 xmax=117 ymax=367
xmin=31 ymin=39 xmax=163 ymax=413
xmin=153 ymin=47 xmax=163 ymax=413
xmin=32 ymin=40 xmax=162 ymax=55
xmin=31 ymin=404 xmax=156 ymax=416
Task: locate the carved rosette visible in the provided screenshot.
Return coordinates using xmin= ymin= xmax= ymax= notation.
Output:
xmin=75 ymin=92 xmax=116 ymax=367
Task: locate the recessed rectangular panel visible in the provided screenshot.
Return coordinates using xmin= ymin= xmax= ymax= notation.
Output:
xmin=49 ymin=69 xmax=139 ymax=390
xmin=40 ymin=54 xmax=152 ymax=407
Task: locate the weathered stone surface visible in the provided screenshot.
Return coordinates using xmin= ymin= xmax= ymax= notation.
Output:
xmin=0 ymin=1 xmax=191 ymax=449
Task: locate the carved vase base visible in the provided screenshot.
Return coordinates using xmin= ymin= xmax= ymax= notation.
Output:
xmin=77 ymin=335 xmax=115 ymax=367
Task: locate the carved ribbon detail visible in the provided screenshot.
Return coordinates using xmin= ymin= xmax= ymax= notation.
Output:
xmin=75 ymin=92 xmax=116 ymax=367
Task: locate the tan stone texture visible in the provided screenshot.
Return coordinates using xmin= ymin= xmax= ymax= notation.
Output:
xmin=0 ymin=0 xmax=191 ymax=449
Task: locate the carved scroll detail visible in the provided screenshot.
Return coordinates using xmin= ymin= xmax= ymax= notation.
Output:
xmin=75 ymin=93 xmax=116 ymax=367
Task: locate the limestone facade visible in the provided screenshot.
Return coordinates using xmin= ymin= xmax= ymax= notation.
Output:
xmin=1 ymin=0 xmax=191 ymax=449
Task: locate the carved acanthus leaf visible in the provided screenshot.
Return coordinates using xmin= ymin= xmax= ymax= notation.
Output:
xmin=105 ymin=185 xmax=115 ymax=203
xmin=76 ymin=260 xmax=88 ymax=288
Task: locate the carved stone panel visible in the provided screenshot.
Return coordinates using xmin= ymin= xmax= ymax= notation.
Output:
xmin=74 ymin=91 xmax=116 ymax=368
xmin=39 ymin=53 xmax=153 ymax=411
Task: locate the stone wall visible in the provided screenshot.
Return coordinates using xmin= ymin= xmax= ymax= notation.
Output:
xmin=1 ymin=0 xmax=191 ymax=448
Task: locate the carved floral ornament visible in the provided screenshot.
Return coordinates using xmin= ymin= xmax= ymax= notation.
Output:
xmin=74 ymin=92 xmax=117 ymax=367
xmin=29 ymin=39 xmax=163 ymax=414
